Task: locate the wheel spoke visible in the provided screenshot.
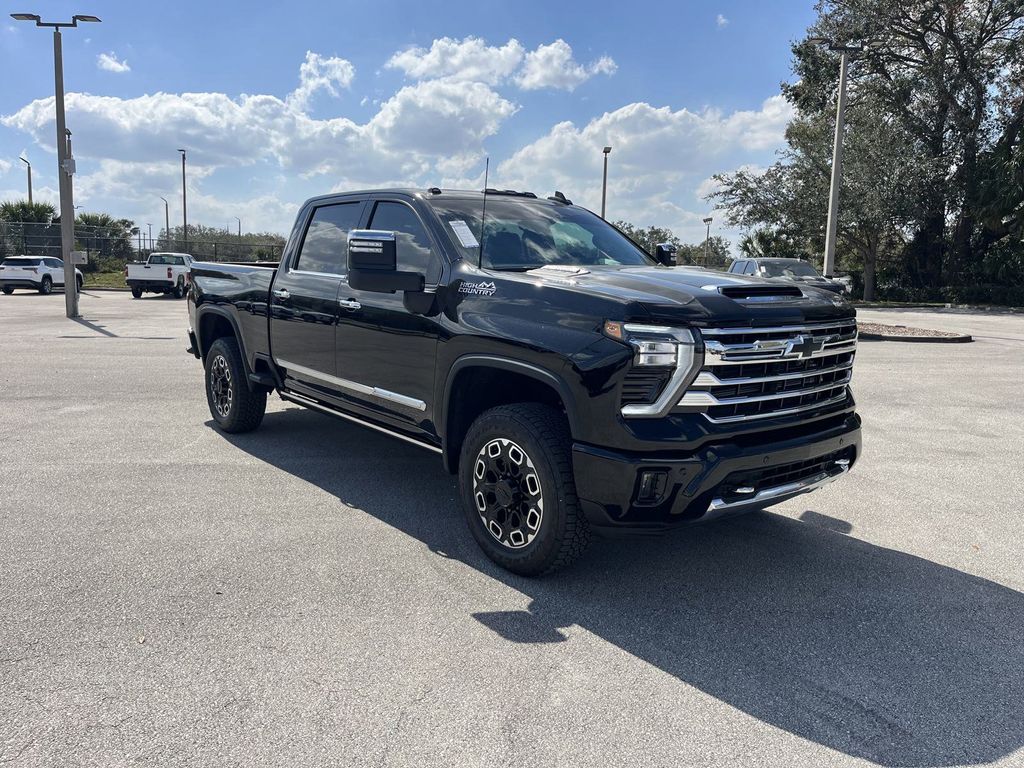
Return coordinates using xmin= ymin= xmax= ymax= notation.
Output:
xmin=472 ymin=438 xmax=544 ymax=551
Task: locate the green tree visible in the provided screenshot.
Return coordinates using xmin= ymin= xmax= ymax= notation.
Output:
xmin=74 ymin=212 xmax=137 ymax=268
xmin=738 ymin=228 xmax=807 ymax=260
xmin=677 ymin=236 xmax=732 ymax=269
xmin=612 ymin=221 xmax=681 ymax=254
xmin=0 ymin=199 xmax=56 ymax=223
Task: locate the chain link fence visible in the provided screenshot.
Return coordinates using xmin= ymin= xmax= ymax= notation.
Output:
xmin=0 ymin=221 xmax=284 ymax=274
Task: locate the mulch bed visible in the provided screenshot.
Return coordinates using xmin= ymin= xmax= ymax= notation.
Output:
xmin=858 ymin=322 xmax=973 ymax=343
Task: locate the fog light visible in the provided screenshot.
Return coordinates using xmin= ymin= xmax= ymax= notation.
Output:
xmin=637 ymin=470 xmax=669 ymax=505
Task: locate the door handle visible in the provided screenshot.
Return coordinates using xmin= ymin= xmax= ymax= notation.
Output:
xmin=272 ymin=288 xmax=290 ymax=300
xmin=338 ymin=298 xmax=361 ymax=310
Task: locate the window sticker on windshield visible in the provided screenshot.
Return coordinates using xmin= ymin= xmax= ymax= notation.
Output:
xmin=448 ymin=220 xmax=479 ymax=249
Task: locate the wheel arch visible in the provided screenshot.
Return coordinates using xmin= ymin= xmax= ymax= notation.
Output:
xmin=440 ymin=355 xmax=578 ymax=474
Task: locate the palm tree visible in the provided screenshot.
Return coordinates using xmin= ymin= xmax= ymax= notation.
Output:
xmin=738 ymin=228 xmax=804 ymax=260
xmin=0 ymin=199 xmax=57 ymax=223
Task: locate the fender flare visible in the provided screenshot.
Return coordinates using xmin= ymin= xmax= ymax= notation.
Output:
xmin=439 ymin=354 xmax=579 ymax=470
xmin=194 ymin=305 xmax=252 ymax=374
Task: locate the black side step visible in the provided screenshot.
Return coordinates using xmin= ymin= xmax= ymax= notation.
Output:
xmin=248 ymin=371 xmax=277 ymax=389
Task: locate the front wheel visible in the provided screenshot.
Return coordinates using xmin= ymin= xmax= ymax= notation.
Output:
xmin=1 ymin=286 xmax=14 ymax=295
xmin=39 ymin=276 xmax=52 ymax=295
xmin=458 ymin=404 xmax=590 ymax=576
xmin=205 ymin=336 xmax=266 ymax=433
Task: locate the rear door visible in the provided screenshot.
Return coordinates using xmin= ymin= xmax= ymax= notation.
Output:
xmin=44 ymin=258 xmax=65 ymax=285
xmin=332 ymin=197 xmax=445 ymax=436
xmin=270 ymin=198 xmax=366 ymax=388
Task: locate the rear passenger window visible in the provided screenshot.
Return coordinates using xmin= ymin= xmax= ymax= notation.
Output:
xmin=368 ymin=201 xmax=441 ymax=283
xmin=295 ymin=202 xmax=362 ymax=275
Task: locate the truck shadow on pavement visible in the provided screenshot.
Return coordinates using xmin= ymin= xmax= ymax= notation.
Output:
xmin=219 ymin=408 xmax=1024 ymax=768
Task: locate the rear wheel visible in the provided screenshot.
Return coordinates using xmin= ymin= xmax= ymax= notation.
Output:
xmin=39 ymin=276 xmax=52 ymax=295
xmin=76 ymin=275 xmax=83 ymax=292
xmin=131 ymin=286 xmax=143 ymax=299
xmin=458 ymin=403 xmax=590 ymax=576
xmin=172 ymin=277 xmax=185 ymax=299
xmin=205 ymin=336 xmax=266 ymax=433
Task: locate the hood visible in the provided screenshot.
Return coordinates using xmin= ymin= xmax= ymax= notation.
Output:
xmin=504 ymin=264 xmax=853 ymax=325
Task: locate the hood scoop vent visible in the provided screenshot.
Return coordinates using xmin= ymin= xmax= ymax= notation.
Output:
xmin=717 ymin=284 xmax=803 ymax=302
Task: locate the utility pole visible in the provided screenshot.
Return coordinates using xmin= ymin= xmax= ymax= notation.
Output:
xmin=808 ymin=37 xmax=880 ymax=278
xmin=159 ymin=196 xmax=169 ymax=249
xmin=11 ymin=12 xmax=100 ymax=318
xmin=702 ymin=216 xmax=713 ymax=266
xmin=19 ymin=156 xmax=32 ymax=204
xmin=178 ymin=149 xmax=188 ymax=249
xmin=600 ymin=146 xmax=611 ymax=219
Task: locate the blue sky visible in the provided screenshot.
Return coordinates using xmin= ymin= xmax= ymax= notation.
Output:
xmin=0 ymin=0 xmax=817 ymax=243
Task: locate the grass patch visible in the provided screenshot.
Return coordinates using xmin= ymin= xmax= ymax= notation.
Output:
xmin=83 ymin=271 xmax=127 ymax=289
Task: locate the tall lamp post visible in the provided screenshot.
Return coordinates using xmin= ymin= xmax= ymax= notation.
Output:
xmin=159 ymin=196 xmax=169 ymax=249
xmin=19 ymin=156 xmax=32 ymax=204
xmin=600 ymin=146 xmax=612 ymax=219
xmin=178 ymin=149 xmax=188 ymax=249
xmin=147 ymin=223 xmax=152 ymax=250
xmin=807 ymin=37 xmax=881 ymax=278
xmin=234 ymin=216 xmax=241 ymax=237
xmin=702 ymin=216 xmax=713 ymax=266
xmin=11 ymin=12 xmax=101 ymax=319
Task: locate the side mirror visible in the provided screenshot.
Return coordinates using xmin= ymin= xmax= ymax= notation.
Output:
xmin=347 ymin=229 xmax=425 ymax=293
xmin=654 ymin=242 xmax=677 ymax=267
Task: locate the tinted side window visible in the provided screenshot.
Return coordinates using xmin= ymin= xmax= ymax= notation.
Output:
xmin=295 ymin=202 xmax=362 ymax=275
xmin=730 ymin=260 xmax=744 ymax=274
xmin=368 ymin=201 xmax=440 ymax=283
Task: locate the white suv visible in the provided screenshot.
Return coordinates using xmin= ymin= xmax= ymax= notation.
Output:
xmin=0 ymin=256 xmax=84 ymax=295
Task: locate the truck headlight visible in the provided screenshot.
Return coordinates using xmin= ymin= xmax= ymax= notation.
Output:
xmin=604 ymin=321 xmax=703 ymax=418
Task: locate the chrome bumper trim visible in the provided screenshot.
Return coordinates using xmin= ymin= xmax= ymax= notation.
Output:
xmin=705 ymin=466 xmax=848 ymax=519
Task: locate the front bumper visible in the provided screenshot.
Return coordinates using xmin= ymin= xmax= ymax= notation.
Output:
xmin=572 ymin=413 xmax=861 ymax=533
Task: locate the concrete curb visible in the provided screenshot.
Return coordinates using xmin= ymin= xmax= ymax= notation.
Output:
xmin=859 ymin=332 xmax=974 ymax=343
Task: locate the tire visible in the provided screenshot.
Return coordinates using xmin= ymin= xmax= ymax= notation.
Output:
xmin=39 ymin=276 xmax=52 ymax=295
xmin=131 ymin=286 xmax=143 ymax=299
xmin=76 ymin=275 xmax=83 ymax=292
xmin=172 ymin=277 xmax=185 ymax=299
xmin=1 ymin=286 xmax=13 ymax=295
xmin=458 ymin=404 xmax=590 ymax=576
xmin=204 ymin=336 xmax=266 ymax=433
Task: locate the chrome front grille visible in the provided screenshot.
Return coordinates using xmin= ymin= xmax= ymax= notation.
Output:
xmin=679 ymin=319 xmax=857 ymax=423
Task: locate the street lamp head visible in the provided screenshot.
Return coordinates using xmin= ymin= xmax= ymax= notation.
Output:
xmin=806 ymin=36 xmax=830 ymax=46
xmin=703 ymin=217 xmax=713 ymax=225
xmin=865 ymin=39 xmax=886 ymax=50
xmin=603 ymin=146 xmax=612 ymax=154
xmin=72 ymin=14 xmax=101 ymax=23
xmin=19 ymin=156 xmax=30 ymax=167
xmin=10 ymin=13 xmax=41 ymax=22
xmin=178 ymin=148 xmax=186 ymax=154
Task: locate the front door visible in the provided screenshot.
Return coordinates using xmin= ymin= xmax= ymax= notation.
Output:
xmin=270 ymin=200 xmax=365 ymax=392
xmin=333 ymin=198 xmax=444 ymax=437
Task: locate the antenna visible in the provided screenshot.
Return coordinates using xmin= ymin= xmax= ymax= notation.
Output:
xmin=478 ymin=157 xmax=489 ymax=269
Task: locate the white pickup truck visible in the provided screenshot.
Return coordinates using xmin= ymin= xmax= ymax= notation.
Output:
xmin=125 ymin=252 xmax=193 ymax=299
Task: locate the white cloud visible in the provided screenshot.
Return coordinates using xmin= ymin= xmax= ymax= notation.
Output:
xmin=498 ymin=96 xmax=793 ymax=242
xmin=96 ymin=52 xmax=130 ymax=73
xmin=387 ymin=37 xmax=525 ymax=84
xmin=717 ymin=14 xmax=730 ymax=28
xmin=286 ymin=51 xmax=356 ymax=110
xmin=0 ymin=158 xmax=11 ymax=175
xmin=514 ymin=40 xmax=616 ymax=91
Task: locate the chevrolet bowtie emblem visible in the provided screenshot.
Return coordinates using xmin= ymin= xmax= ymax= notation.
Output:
xmin=788 ymin=335 xmax=825 ymax=358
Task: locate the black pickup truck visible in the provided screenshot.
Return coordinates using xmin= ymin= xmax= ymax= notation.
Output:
xmin=187 ymin=188 xmax=861 ymax=575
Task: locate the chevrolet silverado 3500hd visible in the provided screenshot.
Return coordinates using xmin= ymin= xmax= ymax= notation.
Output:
xmin=187 ymin=188 xmax=861 ymax=575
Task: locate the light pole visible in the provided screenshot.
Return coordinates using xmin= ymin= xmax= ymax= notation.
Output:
xmin=11 ymin=12 xmax=100 ymax=318
xmin=147 ymin=223 xmax=152 ymax=250
xmin=600 ymin=146 xmax=611 ymax=219
xmin=234 ymin=216 xmax=241 ymax=237
xmin=159 ymin=196 xmax=169 ymax=249
xmin=19 ymin=156 xmax=32 ymax=204
xmin=178 ymin=149 xmax=188 ymax=249
xmin=702 ymin=216 xmax=713 ymax=266
xmin=808 ymin=37 xmax=881 ymax=278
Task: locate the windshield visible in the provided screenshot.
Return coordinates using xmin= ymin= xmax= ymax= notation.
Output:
xmin=428 ymin=197 xmax=655 ymax=270
xmin=760 ymin=260 xmax=819 ymax=278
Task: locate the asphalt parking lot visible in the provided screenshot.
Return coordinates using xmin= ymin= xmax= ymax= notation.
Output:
xmin=1 ymin=289 xmax=1023 ymax=768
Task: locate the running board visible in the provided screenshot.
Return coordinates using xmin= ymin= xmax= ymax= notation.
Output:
xmin=279 ymin=390 xmax=443 ymax=455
